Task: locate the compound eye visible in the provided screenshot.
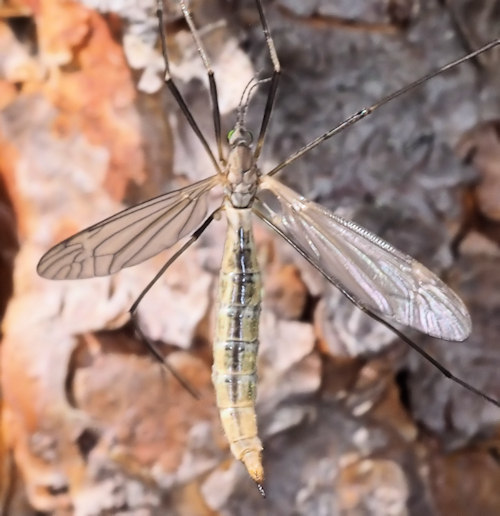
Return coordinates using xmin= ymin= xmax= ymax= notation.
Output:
xmin=227 ymin=127 xmax=253 ymax=144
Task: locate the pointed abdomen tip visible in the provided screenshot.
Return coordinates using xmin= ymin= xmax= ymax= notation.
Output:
xmin=242 ymin=450 xmax=264 ymax=485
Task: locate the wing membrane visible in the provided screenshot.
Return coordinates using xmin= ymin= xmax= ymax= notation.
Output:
xmin=38 ymin=175 xmax=222 ymax=280
xmin=255 ymin=175 xmax=471 ymax=341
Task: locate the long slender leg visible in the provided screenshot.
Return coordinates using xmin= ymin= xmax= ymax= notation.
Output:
xmin=175 ymin=0 xmax=224 ymax=163
xmin=129 ymin=211 xmax=217 ymax=313
xmin=128 ymin=211 xmax=217 ymax=396
xmin=156 ymin=0 xmax=221 ymax=173
xmin=253 ymin=0 xmax=281 ymax=162
xmin=268 ymin=38 xmax=500 ymax=177
xmin=254 ymin=208 xmax=500 ymax=409
xmin=130 ymin=316 xmax=201 ymax=398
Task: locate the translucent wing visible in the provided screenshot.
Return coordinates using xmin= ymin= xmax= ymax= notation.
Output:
xmin=255 ymin=175 xmax=471 ymax=341
xmin=38 ymin=175 xmax=222 ymax=280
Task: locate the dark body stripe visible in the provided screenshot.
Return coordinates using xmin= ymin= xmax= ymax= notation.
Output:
xmin=212 ymin=207 xmax=263 ymax=483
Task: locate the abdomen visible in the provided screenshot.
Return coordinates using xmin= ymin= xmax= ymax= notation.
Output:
xmin=213 ymin=207 xmax=263 ymax=484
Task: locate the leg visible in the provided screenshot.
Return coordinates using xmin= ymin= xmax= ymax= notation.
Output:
xmin=268 ymin=38 xmax=500 ymax=177
xmin=129 ymin=211 xmax=216 ymax=313
xmin=156 ymin=0 xmax=222 ymax=172
xmin=176 ymin=0 xmax=224 ymax=163
xmin=254 ymin=207 xmax=500 ymax=409
xmin=253 ymin=0 xmax=281 ymax=161
xmin=129 ymin=315 xmax=201 ymax=398
xmin=128 ymin=211 xmax=217 ymax=396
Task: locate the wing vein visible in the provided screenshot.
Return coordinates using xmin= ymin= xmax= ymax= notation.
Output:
xmin=37 ymin=175 xmax=222 ymax=279
xmin=255 ymin=175 xmax=471 ymax=341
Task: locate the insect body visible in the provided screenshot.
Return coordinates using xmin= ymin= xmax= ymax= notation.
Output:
xmin=213 ymin=206 xmax=263 ymax=485
xmin=213 ymin=128 xmax=263 ymax=485
xmin=37 ymin=0 xmax=500 ymax=494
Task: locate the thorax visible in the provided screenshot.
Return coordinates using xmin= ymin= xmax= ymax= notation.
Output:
xmin=223 ymin=128 xmax=260 ymax=209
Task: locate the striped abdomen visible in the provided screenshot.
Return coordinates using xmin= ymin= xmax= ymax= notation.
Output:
xmin=213 ymin=207 xmax=263 ymax=484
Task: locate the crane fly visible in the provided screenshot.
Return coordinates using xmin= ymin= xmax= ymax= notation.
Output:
xmin=37 ymin=0 xmax=500 ymax=496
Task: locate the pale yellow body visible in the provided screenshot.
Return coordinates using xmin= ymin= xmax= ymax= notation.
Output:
xmin=212 ymin=206 xmax=263 ymax=483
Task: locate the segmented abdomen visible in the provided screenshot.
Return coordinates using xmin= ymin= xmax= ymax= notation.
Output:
xmin=213 ymin=207 xmax=263 ymax=483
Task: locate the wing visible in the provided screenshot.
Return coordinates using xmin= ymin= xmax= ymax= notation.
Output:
xmin=37 ymin=175 xmax=222 ymax=280
xmin=254 ymin=175 xmax=471 ymax=341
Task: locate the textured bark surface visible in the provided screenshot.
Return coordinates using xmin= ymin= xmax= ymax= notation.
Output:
xmin=0 ymin=0 xmax=500 ymax=514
